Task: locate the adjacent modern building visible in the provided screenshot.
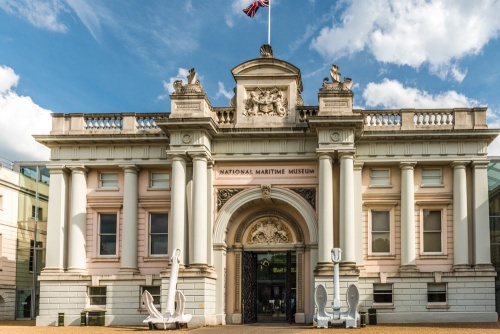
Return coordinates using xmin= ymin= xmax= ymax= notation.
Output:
xmin=34 ymin=46 xmax=499 ymax=327
xmin=0 ymin=162 xmax=48 ymax=320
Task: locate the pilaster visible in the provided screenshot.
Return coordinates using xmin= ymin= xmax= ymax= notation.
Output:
xmin=119 ymin=164 xmax=140 ymax=272
xmin=451 ymin=161 xmax=470 ymax=269
xmin=399 ymin=162 xmax=418 ymax=271
xmin=67 ymin=165 xmax=88 ymax=273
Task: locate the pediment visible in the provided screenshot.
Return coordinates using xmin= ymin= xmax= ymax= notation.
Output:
xmin=232 ymin=58 xmax=302 ymax=80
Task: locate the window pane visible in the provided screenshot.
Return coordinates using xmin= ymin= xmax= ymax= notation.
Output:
xmin=100 ymin=235 xmax=116 ymax=255
xmin=151 ymin=236 xmax=167 ymax=254
xmin=424 ymin=232 xmax=441 ymax=252
xmin=372 ymin=211 xmax=390 ymax=231
xmin=151 ymin=173 xmax=169 ymax=188
xmin=423 ymin=169 xmax=441 ymax=185
xmin=423 ymin=210 xmax=441 ymax=231
xmin=372 ymin=232 xmax=390 ymax=253
xmin=370 ymin=170 xmax=390 ymax=185
xmin=100 ymin=214 xmax=117 ymax=233
xmin=151 ymin=213 xmax=168 ymax=233
xmin=428 ymin=283 xmax=446 ymax=302
xmin=100 ymin=173 xmax=118 ymax=187
xmin=373 ymin=284 xmax=393 ymax=303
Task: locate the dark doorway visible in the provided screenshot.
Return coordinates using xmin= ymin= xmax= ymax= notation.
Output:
xmin=242 ymin=251 xmax=296 ymax=323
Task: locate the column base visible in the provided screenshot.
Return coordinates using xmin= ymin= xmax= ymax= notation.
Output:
xmin=118 ymin=267 xmax=140 ymax=274
xmin=314 ymin=262 xmax=334 ymax=276
xmin=473 ymin=263 xmax=496 ymax=272
xmin=452 ymin=264 xmax=473 ymax=272
xmin=66 ymin=268 xmax=88 ymax=274
xmin=399 ymin=264 xmax=419 ymax=272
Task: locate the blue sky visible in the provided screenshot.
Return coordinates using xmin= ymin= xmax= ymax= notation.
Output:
xmin=1 ymin=0 xmax=500 ymax=162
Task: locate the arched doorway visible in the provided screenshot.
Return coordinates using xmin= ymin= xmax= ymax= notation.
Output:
xmin=235 ymin=210 xmax=304 ymax=324
xmin=213 ymin=187 xmax=318 ymax=325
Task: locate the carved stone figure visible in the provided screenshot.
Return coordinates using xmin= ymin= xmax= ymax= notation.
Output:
xmin=322 ymin=64 xmax=354 ymax=91
xmin=261 ymin=184 xmax=271 ymax=199
xmin=172 ymin=67 xmax=203 ymax=94
xmin=243 ymin=88 xmax=288 ymax=117
xmin=248 ymin=218 xmax=290 ymax=244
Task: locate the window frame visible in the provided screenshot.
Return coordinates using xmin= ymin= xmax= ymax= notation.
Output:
xmin=373 ymin=283 xmax=393 ymax=305
xmin=88 ymin=286 xmax=107 ymax=307
xmin=427 ymin=283 xmax=447 ymax=306
xmin=418 ymin=205 xmax=448 ymax=256
xmin=421 ymin=168 xmax=443 ymax=187
xmin=99 ymin=172 xmax=119 ymax=189
xmin=369 ymin=168 xmax=392 ymax=187
xmin=98 ymin=212 xmax=118 ymax=257
xmin=31 ymin=205 xmax=43 ymax=220
xmin=29 ymin=240 xmax=43 ymax=272
xmin=140 ymin=285 xmax=161 ymax=310
xmin=149 ymin=212 xmax=168 ymax=256
xmin=149 ymin=172 xmax=170 ymax=190
xmin=365 ymin=202 xmax=397 ymax=258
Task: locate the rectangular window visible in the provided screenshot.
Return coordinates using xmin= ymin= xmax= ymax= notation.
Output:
xmin=31 ymin=205 xmax=43 ymax=220
xmin=150 ymin=172 xmax=169 ymax=189
xmin=141 ymin=286 xmax=161 ymax=309
xmin=422 ymin=169 xmax=442 ymax=186
xmin=89 ymin=286 xmax=107 ymax=306
xmin=423 ymin=210 xmax=442 ymax=253
xmin=373 ymin=284 xmax=393 ymax=304
xmin=427 ymin=283 xmax=447 ymax=303
xmin=150 ymin=213 xmax=168 ymax=255
xmin=99 ymin=213 xmax=117 ymax=256
xmin=371 ymin=210 xmax=391 ymax=253
xmin=370 ymin=169 xmax=391 ymax=186
xmin=29 ymin=240 xmax=43 ymax=272
xmin=99 ymin=172 xmax=118 ymax=188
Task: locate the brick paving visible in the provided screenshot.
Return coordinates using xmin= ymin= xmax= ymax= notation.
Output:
xmin=1 ymin=321 xmax=500 ymax=333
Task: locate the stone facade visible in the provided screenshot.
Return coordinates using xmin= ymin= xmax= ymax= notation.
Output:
xmin=34 ymin=45 xmax=499 ymax=327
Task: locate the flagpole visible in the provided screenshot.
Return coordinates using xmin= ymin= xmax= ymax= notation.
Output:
xmin=268 ymin=0 xmax=271 ymax=45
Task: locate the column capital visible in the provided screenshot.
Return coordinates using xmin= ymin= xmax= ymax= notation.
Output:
xmin=316 ymin=150 xmax=333 ymax=160
xmin=338 ymin=150 xmax=355 ymax=159
xmin=46 ymin=164 xmax=69 ymax=173
xmin=354 ymin=161 xmax=364 ymax=170
xmin=471 ymin=160 xmax=489 ymax=169
xmin=119 ymin=164 xmax=140 ymax=173
xmin=399 ymin=161 xmax=417 ymax=170
xmin=451 ymin=161 xmax=469 ymax=169
xmin=188 ymin=150 xmax=212 ymax=162
xmin=167 ymin=150 xmax=188 ymax=160
xmin=67 ymin=165 xmax=89 ymax=174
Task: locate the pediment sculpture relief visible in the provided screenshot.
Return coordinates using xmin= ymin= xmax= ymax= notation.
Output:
xmin=243 ymin=87 xmax=288 ymax=117
xmin=321 ymin=64 xmax=353 ymax=91
xmin=248 ymin=217 xmax=291 ymax=244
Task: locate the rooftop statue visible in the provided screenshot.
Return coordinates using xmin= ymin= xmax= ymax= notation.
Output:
xmin=172 ymin=68 xmax=203 ymax=94
xmin=322 ymin=64 xmax=353 ymax=91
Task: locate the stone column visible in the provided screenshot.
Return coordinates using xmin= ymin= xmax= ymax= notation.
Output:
xmin=317 ymin=152 xmax=334 ymax=264
xmin=67 ymin=166 xmax=88 ymax=272
xmin=44 ymin=165 xmax=69 ymax=272
xmin=170 ymin=155 xmax=187 ymax=259
xmin=339 ymin=151 xmax=356 ymax=266
xmin=120 ymin=165 xmax=139 ymax=271
xmin=400 ymin=162 xmax=417 ymax=271
xmin=452 ymin=161 xmax=469 ymax=268
xmin=191 ymin=153 xmax=208 ymax=266
xmin=354 ymin=162 xmax=364 ymax=266
xmin=472 ymin=161 xmax=492 ymax=267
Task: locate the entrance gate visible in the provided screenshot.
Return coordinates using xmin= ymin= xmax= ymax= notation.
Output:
xmin=242 ymin=251 xmax=296 ymax=323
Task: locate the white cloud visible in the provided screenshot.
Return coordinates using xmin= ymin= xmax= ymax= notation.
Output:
xmin=0 ymin=66 xmax=51 ymax=162
xmin=362 ymin=78 xmax=479 ymax=109
xmin=215 ymin=82 xmax=234 ymax=103
xmin=311 ymin=0 xmax=500 ymax=81
xmin=65 ymin=0 xmax=111 ymax=42
xmin=0 ymin=0 xmax=68 ymax=32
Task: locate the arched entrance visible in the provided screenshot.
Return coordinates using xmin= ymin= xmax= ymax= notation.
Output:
xmin=237 ymin=211 xmax=303 ymax=323
xmin=213 ymin=187 xmax=318 ymax=325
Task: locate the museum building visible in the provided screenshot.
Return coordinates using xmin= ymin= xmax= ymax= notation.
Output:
xmin=34 ymin=46 xmax=498 ymax=327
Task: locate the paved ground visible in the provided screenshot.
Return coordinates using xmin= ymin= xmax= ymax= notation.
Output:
xmin=1 ymin=321 xmax=500 ymax=333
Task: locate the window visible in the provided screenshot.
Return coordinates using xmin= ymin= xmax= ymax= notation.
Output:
xmin=370 ymin=169 xmax=391 ymax=186
xmin=99 ymin=172 xmax=118 ymax=188
xmin=427 ymin=283 xmax=446 ymax=303
xmin=150 ymin=213 xmax=168 ymax=255
xmin=371 ymin=211 xmax=390 ymax=253
xmin=422 ymin=169 xmax=442 ymax=186
xmin=150 ymin=172 xmax=169 ymax=189
xmin=29 ymin=240 xmax=43 ymax=272
xmin=373 ymin=284 xmax=393 ymax=304
xmin=99 ymin=213 xmax=117 ymax=256
xmin=31 ymin=206 xmax=43 ymax=220
xmin=141 ymin=286 xmax=161 ymax=310
xmin=89 ymin=287 xmax=107 ymax=306
xmin=423 ymin=210 xmax=442 ymax=253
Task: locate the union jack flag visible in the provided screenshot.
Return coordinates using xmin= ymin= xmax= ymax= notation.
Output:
xmin=243 ymin=0 xmax=269 ymax=18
